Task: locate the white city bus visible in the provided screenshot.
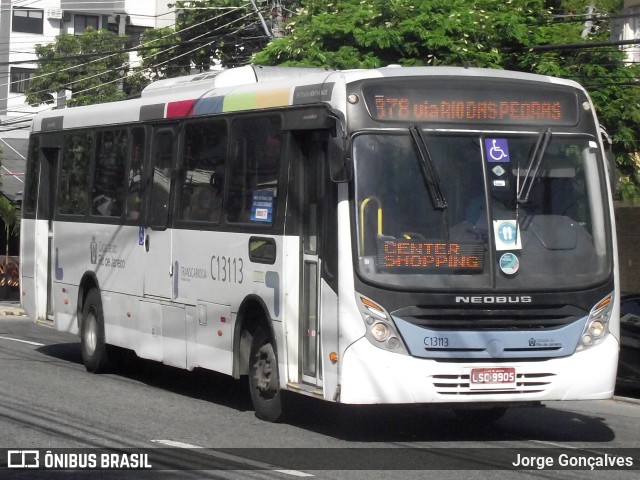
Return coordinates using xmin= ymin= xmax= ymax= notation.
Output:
xmin=20 ymin=65 xmax=619 ymax=422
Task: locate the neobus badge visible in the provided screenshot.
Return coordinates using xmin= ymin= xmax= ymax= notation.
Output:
xmin=455 ymin=296 xmax=532 ymax=304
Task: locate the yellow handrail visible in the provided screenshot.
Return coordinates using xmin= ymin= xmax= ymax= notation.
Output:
xmin=360 ymin=196 xmax=383 ymax=251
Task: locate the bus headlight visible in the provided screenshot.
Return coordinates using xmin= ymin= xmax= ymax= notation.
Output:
xmin=589 ymin=320 xmax=606 ymax=338
xmin=577 ymin=293 xmax=613 ymax=351
xmin=356 ymin=293 xmax=408 ymax=355
xmin=371 ymin=322 xmax=390 ymax=342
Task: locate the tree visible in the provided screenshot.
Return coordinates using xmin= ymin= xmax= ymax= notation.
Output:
xmin=136 ymin=1 xmax=296 ymax=79
xmin=253 ymin=0 xmax=548 ymax=68
xmin=0 ymin=195 xmax=19 ymax=291
xmin=26 ymin=29 xmax=132 ymax=108
xmin=510 ymin=0 xmax=640 ymax=199
xmin=171 ymin=0 xmax=269 ymax=69
xmin=137 ymin=27 xmax=185 ymax=82
xmin=253 ymin=0 xmax=640 ymax=198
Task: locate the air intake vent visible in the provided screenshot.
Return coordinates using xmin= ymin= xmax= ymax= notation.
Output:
xmin=432 ymin=372 xmax=555 ymax=395
xmin=393 ymin=304 xmax=587 ymax=331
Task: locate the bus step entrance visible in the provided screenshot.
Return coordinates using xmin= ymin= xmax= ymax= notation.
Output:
xmin=287 ymin=382 xmax=323 ymax=397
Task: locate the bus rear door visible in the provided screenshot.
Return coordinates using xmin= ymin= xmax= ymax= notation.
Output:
xmin=139 ymin=124 xmax=187 ymax=369
xmin=143 ymin=125 xmax=177 ymax=299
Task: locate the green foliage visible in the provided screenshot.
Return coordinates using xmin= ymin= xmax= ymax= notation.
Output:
xmin=0 ymin=195 xmax=19 ymax=265
xmin=26 ymin=29 xmax=131 ymax=108
xmin=0 ymin=196 xmax=19 ymax=235
xmin=252 ymin=0 xmax=640 ymax=199
xmin=138 ymin=27 xmax=185 ymax=80
xmin=253 ymin=0 xmax=548 ymax=68
xmin=21 ymin=0 xmax=640 ymax=198
xmin=518 ymin=2 xmax=640 ymax=199
xmin=152 ymin=0 xmax=273 ymax=74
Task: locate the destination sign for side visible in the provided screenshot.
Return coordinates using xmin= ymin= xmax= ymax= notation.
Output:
xmin=362 ymin=79 xmax=579 ymax=126
xmin=373 ymin=97 xmax=562 ymax=123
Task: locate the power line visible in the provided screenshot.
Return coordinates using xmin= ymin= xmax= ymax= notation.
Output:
xmin=514 ymin=37 xmax=640 ymax=52
xmin=1 ymin=5 xmax=251 ymax=106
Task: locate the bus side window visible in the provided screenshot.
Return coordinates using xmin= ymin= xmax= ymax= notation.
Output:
xmin=148 ymin=129 xmax=176 ymax=228
xmin=126 ymin=128 xmax=145 ymax=221
xmin=178 ymin=120 xmax=227 ymax=223
xmin=92 ymin=129 xmax=128 ymax=217
xmin=58 ymin=132 xmax=92 ymax=216
xmin=23 ymin=136 xmax=40 ymax=218
xmin=227 ymin=115 xmax=281 ymax=224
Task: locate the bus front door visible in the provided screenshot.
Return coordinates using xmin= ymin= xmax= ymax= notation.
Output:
xmin=40 ymin=147 xmax=59 ymax=323
xmin=139 ymin=124 xmax=188 ymax=369
xmin=299 ymin=132 xmax=324 ymax=388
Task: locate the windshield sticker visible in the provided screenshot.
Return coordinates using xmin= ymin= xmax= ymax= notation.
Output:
xmin=250 ymin=190 xmax=274 ymax=223
xmin=493 ymin=220 xmax=522 ymax=251
xmin=499 ymin=252 xmax=520 ymax=275
xmin=378 ymin=239 xmax=484 ymax=272
xmin=492 ymin=165 xmax=506 ymax=177
xmin=485 ymin=138 xmax=510 ymax=162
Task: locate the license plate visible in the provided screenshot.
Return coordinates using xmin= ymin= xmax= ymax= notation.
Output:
xmin=470 ymin=367 xmax=516 ymax=390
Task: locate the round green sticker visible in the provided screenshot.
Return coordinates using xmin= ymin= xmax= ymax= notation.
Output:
xmin=499 ymin=252 xmax=519 ymax=275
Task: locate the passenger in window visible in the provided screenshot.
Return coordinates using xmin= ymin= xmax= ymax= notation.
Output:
xmin=183 ymin=168 xmax=224 ymax=222
xmin=126 ymin=176 xmax=142 ymax=220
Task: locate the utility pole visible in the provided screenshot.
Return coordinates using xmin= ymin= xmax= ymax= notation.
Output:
xmin=272 ymin=0 xmax=284 ymax=38
xmin=249 ymin=0 xmax=273 ymax=39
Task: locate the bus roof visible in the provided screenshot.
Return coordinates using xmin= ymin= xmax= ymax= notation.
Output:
xmin=31 ymin=65 xmax=585 ymax=133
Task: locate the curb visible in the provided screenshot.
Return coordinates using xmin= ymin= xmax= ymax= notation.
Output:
xmin=613 ymin=395 xmax=640 ymax=405
xmin=0 ymin=310 xmax=26 ymax=316
xmin=0 ymin=304 xmax=26 ymax=316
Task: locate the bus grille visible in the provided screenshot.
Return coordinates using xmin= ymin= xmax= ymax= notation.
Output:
xmin=394 ymin=305 xmax=586 ymax=331
xmin=431 ymin=372 xmax=555 ymax=395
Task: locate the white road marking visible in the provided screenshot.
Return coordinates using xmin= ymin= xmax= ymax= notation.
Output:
xmin=151 ymin=439 xmax=313 ymax=477
xmin=0 ymin=335 xmax=44 ymax=347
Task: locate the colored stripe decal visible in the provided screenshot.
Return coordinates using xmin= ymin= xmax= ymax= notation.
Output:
xmin=256 ymin=88 xmax=290 ymax=108
xmin=193 ymin=96 xmax=224 ymax=115
xmin=139 ymin=103 xmax=165 ymax=121
xmin=41 ymin=116 xmax=64 ymax=131
xmin=157 ymin=87 xmax=294 ymax=118
xmin=167 ymin=99 xmax=196 ymax=118
xmin=223 ymin=92 xmax=256 ymax=112
xmin=223 ymin=88 xmax=292 ymax=112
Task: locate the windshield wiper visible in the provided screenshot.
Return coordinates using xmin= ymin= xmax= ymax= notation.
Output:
xmin=517 ymin=128 xmax=552 ymax=204
xmin=409 ymin=125 xmax=447 ymax=210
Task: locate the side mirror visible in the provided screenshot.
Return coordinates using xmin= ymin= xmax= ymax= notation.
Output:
xmin=328 ymin=109 xmax=352 ymax=183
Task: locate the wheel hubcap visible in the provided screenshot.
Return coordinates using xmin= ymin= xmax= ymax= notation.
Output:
xmin=85 ymin=311 xmax=97 ymax=355
xmin=253 ymin=343 xmax=277 ymax=399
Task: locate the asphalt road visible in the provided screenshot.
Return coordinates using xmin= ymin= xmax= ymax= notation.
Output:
xmin=0 ymin=312 xmax=639 ymax=480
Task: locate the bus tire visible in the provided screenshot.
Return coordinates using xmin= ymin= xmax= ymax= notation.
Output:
xmin=249 ymin=325 xmax=287 ymax=422
xmin=80 ymin=289 xmax=110 ymax=373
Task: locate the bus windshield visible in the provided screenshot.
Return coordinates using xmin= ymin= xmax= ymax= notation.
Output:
xmin=354 ymin=131 xmax=611 ymax=291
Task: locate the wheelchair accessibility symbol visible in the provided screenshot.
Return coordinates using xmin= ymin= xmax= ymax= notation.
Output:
xmin=485 ymin=138 xmax=510 ymax=162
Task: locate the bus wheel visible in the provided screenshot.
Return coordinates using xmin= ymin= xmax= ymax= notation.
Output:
xmin=249 ymin=326 xmax=286 ymax=422
xmin=80 ymin=289 xmax=110 ymax=373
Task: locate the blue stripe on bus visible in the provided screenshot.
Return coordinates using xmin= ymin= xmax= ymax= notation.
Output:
xmin=193 ymin=96 xmax=225 ymax=115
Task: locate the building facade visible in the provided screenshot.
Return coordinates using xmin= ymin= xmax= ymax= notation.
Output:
xmin=613 ymin=0 xmax=640 ymax=63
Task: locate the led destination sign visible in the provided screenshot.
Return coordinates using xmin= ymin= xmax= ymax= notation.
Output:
xmin=363 ymin=79 xmax=580 ymax=126
xmin=379 ymin=240 xmax=484 ymax=272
